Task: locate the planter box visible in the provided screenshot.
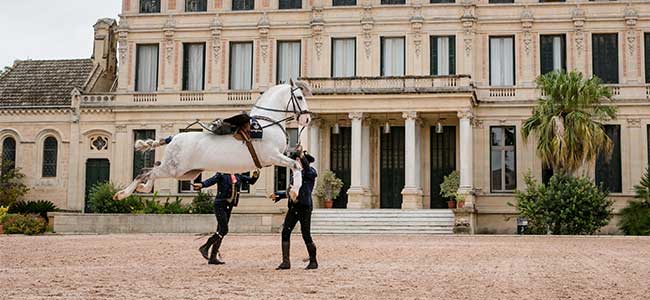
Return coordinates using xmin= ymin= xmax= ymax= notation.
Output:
xmin=50 ymin=211 xmax=285 ymax=234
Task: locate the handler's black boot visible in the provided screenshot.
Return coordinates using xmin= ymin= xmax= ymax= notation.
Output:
xmin=208 ymin=235 xmax=225 ymax=265
xmin=305 ymin=243 xmax=318 ymax=270
xmin=199 ymin=233 xmax=219 ymax=260
xmin=276 ymin=242 xmax=291 ymax=270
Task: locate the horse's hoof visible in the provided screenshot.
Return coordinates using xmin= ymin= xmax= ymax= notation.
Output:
xmin=113 ymin=192 xmax=125 ymax=200
xmin=135 ymin=184 xmax=146 ymax=193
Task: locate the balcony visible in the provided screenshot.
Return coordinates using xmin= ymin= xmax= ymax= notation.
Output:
xmin=300 ymin=75 xmax=473 ymax=95
xmin=80 ymin=91 xmax=260 ymax=108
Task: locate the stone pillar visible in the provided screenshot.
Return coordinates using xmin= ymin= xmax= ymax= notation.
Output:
xmin=457 ymin=109 xmax=475 ymax=207
xmin=67 ymin=91 xmax=82 ymax=211
xmin=401 ymin=111 xmax=423 ymax=209
xmin=347 ymin=112 xmax=372 ymax=208
xmin=308 ymin=120 xmax=321 ymax=172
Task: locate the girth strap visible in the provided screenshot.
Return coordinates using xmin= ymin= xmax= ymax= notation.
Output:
xmin=237 ymin=128 xmax=263 ymax=169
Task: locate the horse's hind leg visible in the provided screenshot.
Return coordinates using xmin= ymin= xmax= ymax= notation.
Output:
xmin=114 ymin=174 xmax=145 ymax=200
xmin=135 ymin=163 xmax=174 ymax=194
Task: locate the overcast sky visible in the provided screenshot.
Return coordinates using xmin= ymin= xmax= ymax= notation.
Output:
xmin=0 ymin=0 xmax=121 ymax=68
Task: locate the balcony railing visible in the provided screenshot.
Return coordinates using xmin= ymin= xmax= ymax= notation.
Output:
xmin=300 ymin=75 xmax=472 ymax=95
xmin=79 ymin=91 xmax=261 ymax=107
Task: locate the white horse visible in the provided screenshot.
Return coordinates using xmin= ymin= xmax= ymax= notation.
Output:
xmin=113 ymin=80 xmax=312 ymax=201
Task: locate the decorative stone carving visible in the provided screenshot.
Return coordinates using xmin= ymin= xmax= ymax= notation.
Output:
xmin=521 ymin=7 xmax=534 ymax=56
xmin=117 ymin=20 xmax=129 ymax=61
xmin=626 ymin=118 xmax=641 ymax=128
xmin=349 ymin=112 xmax=364 ymax=120
xmin=163 ymin=16 xmax=176 ymax=64
xmin=258 ymin=13 xmax=271 ymax=63
xmin=626 ymin=30 xmax=636 ymax=57
xmin=361 ymin=4 xmax=374 ymax=59
xmin=410 ymin=4 xmax=424 ymax=57
xmin=472 ymin=118 xmax=484 ymax=129
xmin=461 ymin=0 xmax=476 ymax=57
xmin=115 ymin=124 xmax=127 ymax=133
xmin=457 ymin=109 xmax=473 ymax=120
xmin=572 ymin=7 xmax=586 ymax=56
xmin=310 ymin=7 xmax=324 ymax=61
xmin=211 ymin=15 xmax=223 ymax=62
xmin=624 ymin=4 xmax=638 ymax=26
xmin=402 ymin=111 xmax=418 ymax=120
xmin=90 ymin=136 xmax=109 ymax=151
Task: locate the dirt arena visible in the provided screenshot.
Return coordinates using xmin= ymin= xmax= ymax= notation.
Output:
xmin=1 ymin=234 xmax=649 ymax=300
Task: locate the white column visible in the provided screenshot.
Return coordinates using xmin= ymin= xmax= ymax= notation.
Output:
xmin=308 ymin=120 xmax=321 ymax=172
xmin=458 ymin=109 xmax=475 ymax=207
xmin=347 ymin=112 xmax=371 ymax=208
xmin=401 ymin=111 xmax=423 ymax=209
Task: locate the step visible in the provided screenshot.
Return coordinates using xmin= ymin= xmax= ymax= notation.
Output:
xmin=311 ymin=230 xmax=454 ymax=235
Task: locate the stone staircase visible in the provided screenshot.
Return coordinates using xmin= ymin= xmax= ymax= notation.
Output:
xmin=311 ymin=209 xmax=455 ymax=234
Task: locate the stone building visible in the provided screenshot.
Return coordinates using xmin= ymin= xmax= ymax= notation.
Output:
xmin=1 ymin=0 xmax=650 ymax=233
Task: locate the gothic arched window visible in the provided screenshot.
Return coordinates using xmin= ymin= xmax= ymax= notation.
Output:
xmin=42 ymin=137 xmax=58 ymax=177
xmin=2 ymin=137 xmax=16 ymax=172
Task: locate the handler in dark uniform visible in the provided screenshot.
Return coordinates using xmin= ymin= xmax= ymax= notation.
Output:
xmin=271 ymin=150 xmax=318 ymax=270
xmin=194 ymin=171 xmax=259 ymax=265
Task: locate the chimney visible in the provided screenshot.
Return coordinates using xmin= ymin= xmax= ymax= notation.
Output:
xmin=92 ymin=18 xmax=118 ymax=85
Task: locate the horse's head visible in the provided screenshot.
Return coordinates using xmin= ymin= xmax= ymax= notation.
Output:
xmin=289 ymin=79 xmax=312 ymax=127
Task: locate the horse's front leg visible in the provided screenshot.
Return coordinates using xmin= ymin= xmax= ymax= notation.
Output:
xmin=270 ymin=153 xmax=303 ymax=201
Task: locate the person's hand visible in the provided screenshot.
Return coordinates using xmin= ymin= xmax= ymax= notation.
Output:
xmin=295 ymin=144 xmax=303 ymax=154
xmin=269 ymin=193 xmax=279 ymax=202
xmin=252 ymin=170 xmax=260 ymax=178
xmin=192 ymin=183 xmax=203 ymax=190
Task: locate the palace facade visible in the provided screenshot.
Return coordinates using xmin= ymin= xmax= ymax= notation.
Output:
xmin=1 ymin=0 xmax=650 ymax=233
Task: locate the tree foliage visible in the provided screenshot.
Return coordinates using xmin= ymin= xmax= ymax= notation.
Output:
xmin=0 ymin=164 xmax=29 ymax=207
xmin=619 ymin=167 xmax=650 ymax=235
xmin=522 ymin=70 xmax=617 ymax=174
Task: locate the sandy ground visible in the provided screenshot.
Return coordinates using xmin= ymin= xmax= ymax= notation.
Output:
xmin=1 ymin=234 xmax=649 ymax=300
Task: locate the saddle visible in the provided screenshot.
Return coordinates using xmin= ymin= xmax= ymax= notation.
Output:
xmin=208 ymin=112 xmax=264 ymax=169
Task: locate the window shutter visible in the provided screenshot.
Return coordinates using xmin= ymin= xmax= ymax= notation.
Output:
xmin=380 ymin=38 xmax=385 ymax=76
xmin=182 ymin=44 xmax=190 ymax=90
xmin=449 ymin=36 xmax=456 ymax=75
xmin=595 ymin=125 xmax=622 ymax=193
xmin=540 ymin=35 xmax=554 ymax=75
xmin=593 ymin=34 xmax=619 ymax=84
xmin=430 ymin=37 xmax=438 ymax=75
xmin=560 ymin=35 xmax=567 ymax=70
xmin=645 ymin=33 xmax=650 ymax=83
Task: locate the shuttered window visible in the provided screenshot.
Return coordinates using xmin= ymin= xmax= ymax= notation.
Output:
xmin=277 ymin=41 xmax=301 ymax=84
xmin=490 ymin=126 xmax=517 ymax=192
xmin=381 ymin=0 xmax=405 ymax=4
xmin=489 ymin=0 xmax=514 ymax=3
xmin=333 ymin=0 xmax=356 ymax=5
xmin=645 ymin=33 xmax=650 ymax=83
xmin=592 ymin=34 xmax=619 ymax=84
xmin=279 ymin=0 xmax=301 ymax=9
xmin=381 ymin=37 xmax=405 ymax=76
xmin=430 ymin=0 xmax=454 ymax=3
xmin=490 ymin=36 xmax=515 ymax=86
xmin=229 ymin=42 xmax=253 ymax=90
xmin=540 ymin=35 xmax=566 ymax=75
xmin=133 ymin=130 xmax=156 ymax=180
xmin=183 ymin=43 xmax=205 ymax=91
xmin=332 ymin=38 xmax=356 ymax=77
xmin=232 ymin=0 xmax=254 ymax=10
xmin=42 ymin=137 xmax=58 ymax=178
xmin=595 ymin=125 xmax=622 ymax=193
xmin=140 ymin=0 xmax=160 ymax=13
xmin=2 ymin=137 xmax=16 ymax=172
xmin=185 ymin=0 xmax=207 ymax=11
xmin=430 ymin=36 xmax=456 ymax=76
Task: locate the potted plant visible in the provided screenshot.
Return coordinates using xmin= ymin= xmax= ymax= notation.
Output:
xmin=440 ymin=171 xmax=461 ymax=209
xmin=314 ymin=170 xmax=344 ymax=208
xmin=0 ymin=206 xmax=9 ymax=234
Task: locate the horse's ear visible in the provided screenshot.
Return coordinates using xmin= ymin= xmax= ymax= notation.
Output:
xmin=296 ymin=81 xmax=313 ymax=97
xmin=289 ymin=78 xmax=295 ymax=87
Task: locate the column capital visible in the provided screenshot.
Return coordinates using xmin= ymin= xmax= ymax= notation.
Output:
xmin=402 ymin=111 xmax=419 ymax=120
xmin=349 ymin=112 xmax=364 ymax=120
xmin=457 ymin=109 xmax=474 ymax=120
xmin=309 ymin=119 xmax=322 ymax=128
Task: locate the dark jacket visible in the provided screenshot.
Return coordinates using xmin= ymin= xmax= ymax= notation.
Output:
xmin=201 ymin=173 xmax=259 ymax=206
xmin=275 ymin=166 xmax=318 ymax=209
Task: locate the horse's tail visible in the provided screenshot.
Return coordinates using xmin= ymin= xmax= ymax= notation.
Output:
xmin=135 ymin=136 xmax=172 ymax=152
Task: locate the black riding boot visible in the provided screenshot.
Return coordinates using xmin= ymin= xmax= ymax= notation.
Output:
xmin=199 ymin=233 xmax=219 ymax=260
xmin=305 ymin=243 xmax=318 ymax=270
xmin=276 ymin=242 xmax=291 ymax=270
xmin=208 ymin=235 xmax=225 ymax=265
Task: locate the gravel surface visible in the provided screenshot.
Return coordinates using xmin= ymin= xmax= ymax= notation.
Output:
xmin=1 ymin=234 xmax=649 ymax=300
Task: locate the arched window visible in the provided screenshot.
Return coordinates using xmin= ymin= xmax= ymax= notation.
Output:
xmin=1 ymin=137 xmax=16 ymax=172
xmin=42 ymin=137 xmax=58 ymax=177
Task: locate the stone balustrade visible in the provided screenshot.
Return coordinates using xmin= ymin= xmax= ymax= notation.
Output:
xmin=80 ymin=91 xmax=261 ymax=107
xmin=301 ymin=75 xmax=473 ymax=95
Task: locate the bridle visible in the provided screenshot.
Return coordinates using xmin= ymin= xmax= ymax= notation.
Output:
xmin=251 ymin=86 xmax=311 ymax=146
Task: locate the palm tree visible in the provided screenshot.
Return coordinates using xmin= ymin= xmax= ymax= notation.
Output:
xmin=522 ymin=70 xmax=617 ymax=175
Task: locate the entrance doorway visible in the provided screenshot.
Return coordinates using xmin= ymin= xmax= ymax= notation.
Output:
xmin=430 ymin=126 xmax=456 ymax=208
xmin=380 ymin=126 xmax=405 ymax=208
xmin=330 ymin=127 xmax=351 ymax=208
xmin=85 ymin=159 xmax=110 ymax=213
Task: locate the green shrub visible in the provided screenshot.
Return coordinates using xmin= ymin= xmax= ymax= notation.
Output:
xmin=192 ymin=191 xmax=214 ymax=214
xmin=619 ymin=167 xmax=650 ymax=235
xmin=0 ymin=165 xmax=29 ymax=207
xmin=88 ymin=182 xmax=143 ymax=213
xmin=511 ymin=173 xmax=613 ymax=235
xmin=162 ymin=197 xmax=191 ymax=214
xmin=2 ymin=214 xmax=47 ymax=235
xmin=8 ymin=200 xmax=58 ymax=222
